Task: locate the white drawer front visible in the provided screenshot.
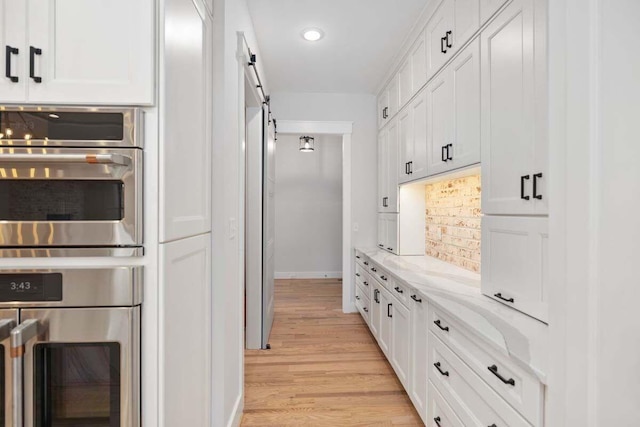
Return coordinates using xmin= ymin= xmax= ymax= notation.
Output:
xmin=428 ymin=333 xmax=531 ymax=427
xmin=429 ymin=306 xmax=543 ymax=425
xmin=355 ymin=263 xmax=368 ymax=281
xmin=428 ymin=380 xmax=465 ymax=427
xmin=355 ymin=285 xmax=371 ymax=323
xmin=389 ymin=279 xmax=409 ymax=307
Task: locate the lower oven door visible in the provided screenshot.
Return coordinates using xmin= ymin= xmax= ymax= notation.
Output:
xmin=0 ymin=147 xmax=142 ymax=247
xmin=0 ymin=310 xmax=17 ymax=427
xmin=17 ymin=307 xmax=140 ymax=427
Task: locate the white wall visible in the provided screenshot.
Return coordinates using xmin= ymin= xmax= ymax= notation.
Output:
xmin=271 ymin=92 xmax=378 ymax=252
xmin=211 ymin=1 xmax=268 ymax=426
xmin=275 ymin=134 xmax=343 ymax=278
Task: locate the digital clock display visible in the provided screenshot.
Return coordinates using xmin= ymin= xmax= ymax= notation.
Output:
xmin=0 ymin=273 xmax=62 ymax=302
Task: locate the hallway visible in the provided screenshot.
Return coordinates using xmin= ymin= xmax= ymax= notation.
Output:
xmin=242 ymin=279 xmax=422 ymax=426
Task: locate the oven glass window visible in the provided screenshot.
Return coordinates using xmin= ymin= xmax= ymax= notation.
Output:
xmin=34 ymin=343 xmax=121 ymax=427
xmin=0 ymin=112 xmax=124 ymax=141
xmin=0 ymin=180 xmax=124 ymax=221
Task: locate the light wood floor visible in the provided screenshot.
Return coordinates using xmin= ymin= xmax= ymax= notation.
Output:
xmin=241 ymin=278 xmax=423 ymax=426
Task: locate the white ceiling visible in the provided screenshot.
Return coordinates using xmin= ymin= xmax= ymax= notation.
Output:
xmin=247 ymin=0 xmax=430 ymax=94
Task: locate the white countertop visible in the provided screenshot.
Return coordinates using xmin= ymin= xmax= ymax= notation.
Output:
xmin=356 ymin=247 xmax=549 ymax=384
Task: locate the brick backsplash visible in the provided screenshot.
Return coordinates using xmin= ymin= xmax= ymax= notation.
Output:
xmin=425 ymin=174 xmax=481 ymax=273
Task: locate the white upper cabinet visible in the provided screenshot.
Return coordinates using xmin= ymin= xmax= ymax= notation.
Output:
xmin=377 ymin=129 xmax=388 ymax=213
xmin=481 ymin=0 xmax=547 ymax=215
xmin=426 ymin=38 xmax=481 ymax=176
xmin=23 ymin=0 xmax=154 ymax=105
xmin=378 ymin=77 xmax=399 ymax=129
xmin=377 ymin=90 xmax=389 ymax=129
xmin=378 ymin=120 xmax=399 ymax=213
xmin=426 ymin=0 xmax=480 ymax=81
xmin=480 ymin=0 xmax=510 ymax=24
xmin=411 ymin=31 xmax=427 ymax=98
xmin=161 ymin=0 xmax=212 ymax=241
xmin=398 ymin=57 xmax=413 ymax=108
xmin=399 ymin=91 xmax=428 ymax=183
xmin=0 ymin=0 xmax=27 ymax=103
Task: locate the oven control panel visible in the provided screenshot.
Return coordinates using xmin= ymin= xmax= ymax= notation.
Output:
xmin=0 ymin=273 xmax=63 ymax=302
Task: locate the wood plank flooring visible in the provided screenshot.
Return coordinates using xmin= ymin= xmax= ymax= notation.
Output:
xmin=242 ymin=278 xmax=423 ymax=426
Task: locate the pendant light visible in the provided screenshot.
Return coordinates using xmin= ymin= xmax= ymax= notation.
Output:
xmin=299 ymin=135 xmax=315 ymax=152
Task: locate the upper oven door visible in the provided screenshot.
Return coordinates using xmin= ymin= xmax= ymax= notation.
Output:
xmin=0 ymin=147 xmax=142 ymax=247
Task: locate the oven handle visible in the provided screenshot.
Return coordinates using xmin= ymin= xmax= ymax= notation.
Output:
xmin=10 ymin=319 xmax=39 ymax=427
xmin=0 ymin=153 xmax=132 ymax=166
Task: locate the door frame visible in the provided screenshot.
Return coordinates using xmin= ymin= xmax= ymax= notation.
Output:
xmin=277 ymin=120 xmax=355 ymax=314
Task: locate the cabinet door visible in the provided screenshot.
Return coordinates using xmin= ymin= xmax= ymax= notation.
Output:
xmin=481 ymin=0 xmax=539 ymax=215
xmin=161 ymin=0 xmax=212 ymax=241
xmin=385 ymin=215 xmax=398 ymax=254
xmin=410 ymin=31 xmax=427 ymax=98
xmin=450 ymin=38 xmax=481 ymax=170
xmin=426 ymin=0 xmax=454 ymax=79
xmin=410 ymin=91 xmax=429 ymax=179
xmin=377 ymin=214 xmax=387 ymax=250
xmin=161 ymin=234 xmax=212 ymax=426
xmin=0 ymin=0 xmax=27 ymax=102
xmin=398 ymin=107 xmax=413 ymax=183
xmin=386 ymin=120 xmax=399 ymax=212
xmin=390 ymin=296 xmax=411 ymax=388
xmin=482 ymin=215 xmax=549 ymax=323
xmin=426 ymin=66 xmax=453 ymax=177
xmin=370 ymin=282 xmax=382 ymax=338
xmin=409 ymin=295 xmax=428 ymax=423
xmin=27 ymin=0 xmax=154 ymax=104
xmin=378 ymin=288 xmax=392 ymax=357
xmin=452 ymin=0 xmax=480 ymax=50
xmin=387 ymin=76 xmax=400 ymax=118
xmin=377 ymin=129 xmax=388 ymax=213
xmin=480 ymin=0 xmax=510 ymax=24
xmin=378 ymin=90 xmax=389 ymax=129
xmin=398 ymin=57 xmax=413 ymax=108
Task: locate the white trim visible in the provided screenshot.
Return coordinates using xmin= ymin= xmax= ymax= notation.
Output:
xmin=277 ymin=120 xmax=353 ymax=135
xmin=275 ymin=271 xmax=343 ymax=280
xmin=226 ymin=394 xmax=243 ymax=427
xmin=278 ymin=121 xmax=355 ymax=314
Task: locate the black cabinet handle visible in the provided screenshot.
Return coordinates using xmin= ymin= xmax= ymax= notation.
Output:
xmin=371 ymin=267 xmax=377 ymax=272
xmin=363 ymin=307 xmax=369 ymax=313
xmin=29 ymin=46 xmax=42 ymax=83
xmin=374 ymin=289 xmax=380 ymax=304
xmin=380 ymin=275 xmax=387 ymax=281
xmin=434 ymin=319 xmax=449 ymax=332
xmin=405 ymin=162 xmax=409 ymax=175
xmin=355 ymin=273 xmax=361 ymax=277
xmin=533 ymin=172 xmax=543 ymax=199
xmin=409 ymin=161 xmax=413 ymax=174
xmin=394 ymin=286 xmax=404 ymax=294
xmin=411 ymin=294 xmax=422 ymax=303
xmin=387 ymin=303 xmax=393 ymax=318
xmin=434 ymin=417 xmax=442 ymax=427
xmin=434 ymin=362 xmax=450 ymax=377
xmin=520 ymin=175 xmax=531 ymax=200
xmin=378 ymin=244 xmax=384 ymax=248
xmin=445 ymin=30 xmax=453 ymax=48
xmin=355 ymin=295 xmax=361 ymax=301
xmin=494 ymin=293 xmax=515 ymax=303
xmin=363 ymin=281 xmax=369 ymax=286
xmin=364 ymin=261 xmax=369 ymax=266
xmin=355 ymin=255 xmax=360 ymax=259
xmin=447 ymin=143 xmax=453 ymax=160
xmin=440 ymin=36 xmax=447 ymax=53
xmin=5 ymin=46 xmax=18 ymax=83
xmin=488 ymin=364 xmax=516 ymax=386
xmin=386 ymin=247 xmax=394 ymax=251
xmin=441 ymin=145 xmax=447 ymax=162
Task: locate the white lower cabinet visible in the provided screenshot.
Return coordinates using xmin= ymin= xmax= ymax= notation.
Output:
xmin=429 ymin=381 xmax=465 ymax=427
xmin=370 ymin=280 xmax=383 ymax=339
xmin=378 ymin=286 xmax=393 ymax=357
xmin=390 ymin=296 xmax=411 ymax=389
xmin=482 ymin=215 xmax=549 ymax=323
xmin=409 ymin=293 xmax=429 ymax=423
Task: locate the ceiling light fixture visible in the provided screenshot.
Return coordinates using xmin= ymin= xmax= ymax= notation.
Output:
xmin=302 ymin=28 xmax=324 ymax=42
xmin=299 ymin=135 xmax=315 ymax=152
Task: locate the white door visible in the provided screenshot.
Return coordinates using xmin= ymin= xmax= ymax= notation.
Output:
xmin=398 ymin=107 xmax=413 ymax=183
xmin=398 ymin=57 xmax=413 ymax=107
xmin=425 ymin=67 xmax=453 ymax=177
xmin=482 ymin=215 xmax=549 ymax=322
xmin=386 ymin=119 xmax=399 ymax=212
xmin=26 ymin=0 xmax=154 ymax=104
xmin=409 ymin=294 xmax=428 ymax=423
xmin=481 ymin=0 xmax=538 ymax=215
xmin=378 ymin=288 xmax=392 ymax=357
xmin=390 ymin=297 xmax=411 ymax=388
xmin=410 ymin=90 xmax=429 ymax=179
xmin=411 ymin=32 xmax=427 ymax=96
xmin=262 ymin=109 xmax=276 ymax=348
xmin=385 ymin=215 xmax=399 ymax=255
xmin=449 ymin=38 xmax=481 ymax=170
xmin=377 ymin=129 xmax=388 ymax=212
xmin=0 ymin=0 xmax=27 ymax=102
xmin=480 ymin=0 xmax=510 ymax=24
xmin=387 ymin=76 xmax=400 ymax=118
xmin=452 ymin=0 xmax=480 ymax=50
xmin=426 ymin=0 xmax=454 ymax=79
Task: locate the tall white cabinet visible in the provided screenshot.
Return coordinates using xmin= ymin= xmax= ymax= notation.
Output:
xmin=0 ymin=0 xmax=154 ymax=105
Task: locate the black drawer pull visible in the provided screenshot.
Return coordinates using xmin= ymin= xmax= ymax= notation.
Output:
xmin=374 ymin=289 xmax=380 ymax=304
xmin=434 ymin=417 xmax=442 ymax=427
xmin=411 ymin=294 xmax=422 ymax=303
xmin=520 ymin=175 xmax=531 ymax=200
xmin=494 ymin=293 xmax=515 ymax=303
xmin=29 ymin=46 xmax=42 ymax=83
xmin=363 ymin=281 xmax=369 ymax=286
xmin=434 ymin=319 xmax=449 ymax=332
xmin=386 ymin=247 xmax=393 ymax=251
xmin=434 ymin=362 xmax=449 ymax=377
xmin=364 ymin=261 xmax=369 ymax=266
xmin=355 ymin=273 xmax=360 ymax=277
xmin=371 ymin=267 xmax=377 ymax=272
xmin=488 ymin=365 xmax=515 ymax=386
xmin=355 ymin=295 xmax=361 ymax=301
xmin=5 ymin=46 xmax=19 ymax=82
xmin=363 ymin=307 xmax=369 ymax=313
xmin=355 ymin=255 xmax=360 ymax=259
xmin=387 ymin=303 xmax=393 ymax=318
xmin=394 ymin=286 xmax=403 ymax=294
xmin=533 ymin=172 xmax=543 ymax=199
xmin=380 ymin=276 xmax=387 ymax=281
xmin=378 ymin=244 xmax=384 ymax=248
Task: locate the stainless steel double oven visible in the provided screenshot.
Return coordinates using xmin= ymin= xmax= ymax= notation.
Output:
xmin=0 ymin=107 xmax=143 ymax=257
xmin=0 ymin=267 xmax=142 ymax=427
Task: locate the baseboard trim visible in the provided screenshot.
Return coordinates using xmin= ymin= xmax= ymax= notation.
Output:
xmin=227 ymin=394 xmax=243 ymax=427
xmin=345 ymin=302 xmax=358 ymax=314
xmin=275 ymin=271 xmax=343 ymax=279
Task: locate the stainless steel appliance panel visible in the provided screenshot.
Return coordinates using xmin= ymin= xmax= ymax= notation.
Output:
xmin=0 ymin=310 xmax=17 ymax=427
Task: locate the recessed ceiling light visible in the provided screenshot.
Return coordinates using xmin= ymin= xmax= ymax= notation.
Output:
xmin=302 ymin=28 xmax=324 ymax=42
